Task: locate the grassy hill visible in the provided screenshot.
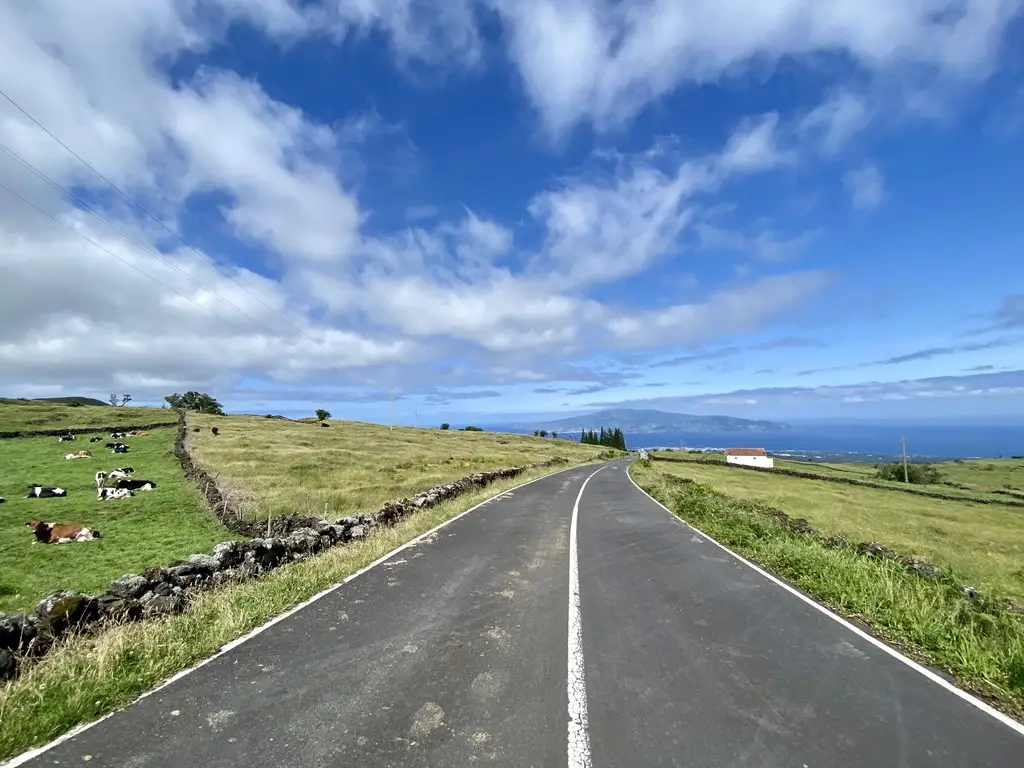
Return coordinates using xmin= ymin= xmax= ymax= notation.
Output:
xmin=0 ymin=399 xmax=173 ymax=432
xmin=186 ymin=413 xmax=618 ymax=521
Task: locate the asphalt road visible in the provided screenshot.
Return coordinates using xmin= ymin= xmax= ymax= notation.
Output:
xmin=10 ymin=458 xmax=1024 ymax=767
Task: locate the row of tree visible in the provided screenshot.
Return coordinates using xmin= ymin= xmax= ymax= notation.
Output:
xmin=579 ymin=426 xmax=627 ymax=450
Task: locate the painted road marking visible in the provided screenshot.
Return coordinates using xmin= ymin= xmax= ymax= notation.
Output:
xmin=568 ymin=466 xmax=605 ymax=768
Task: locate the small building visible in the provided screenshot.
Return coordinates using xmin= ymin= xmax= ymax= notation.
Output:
xmin=724 ymin=447 xmax=773 ymax=469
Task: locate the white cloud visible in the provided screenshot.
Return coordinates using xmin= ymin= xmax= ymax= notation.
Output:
xmin=490 ymin=0 xmax=1023 ymax=139
xmin=843 ymin=163 xmax=887 ymax=211
xmin=718 ymin=113 xmax=794 ymax=173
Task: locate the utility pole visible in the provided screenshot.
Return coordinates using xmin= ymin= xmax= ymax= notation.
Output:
xmin=901 ymin=435 xmax=909 ymax=484
xmin=389 ymin=387 xmax=395 ymax=431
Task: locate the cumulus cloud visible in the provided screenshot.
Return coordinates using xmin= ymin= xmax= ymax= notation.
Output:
xmin=1 ymin=0 xmax=1016 ymax=407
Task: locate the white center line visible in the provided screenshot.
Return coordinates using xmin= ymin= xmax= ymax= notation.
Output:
xmin=568 ymin=466 xmax=605 ymax=768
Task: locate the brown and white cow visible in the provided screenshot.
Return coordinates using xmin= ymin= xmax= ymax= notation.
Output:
xmin=26 ymin=520 xmax=102 ymax=544
xmin=64 ymin=450 xmax=92 ymax=460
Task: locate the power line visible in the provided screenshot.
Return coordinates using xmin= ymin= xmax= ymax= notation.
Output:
xmin=0 ymin=140 xmax=292 ymax=343
xmin=0 ymin=85 xmax=328 ymax=350
xmin=0 ymin=179 xmax=256 ymax=338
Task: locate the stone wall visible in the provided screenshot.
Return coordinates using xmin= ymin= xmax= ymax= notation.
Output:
xmin=652 ymin=454 xmax=1024 ymax=509
xmin=0 ymin=415 xmax=571 ymax=680
xmin=0 ymin=422 xmax=177 ymax=440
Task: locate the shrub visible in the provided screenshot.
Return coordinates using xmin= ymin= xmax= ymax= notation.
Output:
xmin=440 ymin=423 xmax=450 ymax=430
xmin=315 ymin=409 xmax=331 ymax=422
xmin=876 ymin=462 xmax=943 ymax=485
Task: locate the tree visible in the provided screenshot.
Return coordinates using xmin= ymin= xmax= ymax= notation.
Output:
xmin=533 ymin=429 xmax=541 ymax=436
xmin=539 ymin=429 xmax=548 ymax=437
xmin=579 ymin=425 xmax=627 ymax=451
xmin=315 ymin=409 xmax=331 ymax=422
xmin=462 ymin=425 xmax=483 ymax=431
xmin=108 ymin=393 xmax=118 ymax=406
xmin=440 ymin=423 xmax=450 ymax=430
xmin=164 ymin=391 xmax=224 ymax=415
xmin=552 ymin=431 xmax=558 ymax=439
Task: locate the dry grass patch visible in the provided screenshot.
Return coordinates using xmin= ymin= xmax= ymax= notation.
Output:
xmin=0 ymin=463 xmax=591 ymax=761
xmin=642 ymin=459 xmax=1024 ymax=602
xmin=186 ymin=413 xmax=617 ymax=520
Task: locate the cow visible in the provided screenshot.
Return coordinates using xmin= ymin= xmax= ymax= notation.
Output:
xmin=192 ymin=427 xmax=200 ymax=433
xmin=95 ymin=467 xmax=135 ymax=489
xmin=321 ymin=422 xmax=329 ymax=428
xmin=0 ymin=497 xmax=5 ymax=504
xmin=89 ymin=436 xmax=103 ymax=443
xmin=57 ymin=434 xmax=75 ymax=442
xmin=110 ymin=432 xmax=128 ymax=439
xmin=64 ymin=450 xmax=92 ymax=460
xmin=105 ymin=442 xmax=130 ymax=454
xmin=26 ymin=485 xmax=68 ymax=498
xmin=97 ymin=487 xmax=133 ymax=501
xmin=113 ymin=478 xmax=156 ymax=492
xmin=26 ymin=520 xmax=101 ymax=544
xmin=211 ymin=427 xmax=219 ymax=436
xmin=127 ymin=430 xmax=149 ymax=437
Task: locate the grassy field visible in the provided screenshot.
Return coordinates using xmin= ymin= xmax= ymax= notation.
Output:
xmin=0 ymin=399 xmax=174 ymax=432
xmin=0 ymin=462 xmax=590 ymax=760
xmin=653 ymin=450 xmax=1024 ymax=504
xmin=0 ymin=429 xmax=228 ymax=612
xmin=186 ymin=413 xmax=618 ymax=520
xmin=630 ymin=462 xmax=1024 ymax=719
xmin=643 ymin=458 xmax=1024 ymax=601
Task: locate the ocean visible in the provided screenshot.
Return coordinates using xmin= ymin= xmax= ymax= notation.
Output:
xmin=617 ymin=424 xmax=1024 ymax=462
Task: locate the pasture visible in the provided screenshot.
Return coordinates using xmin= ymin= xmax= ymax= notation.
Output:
xmin=0 ymin=398 xmax=174 ymax=433
xmin=654 ymin=449 xmax=1024 ymax=504
xmin=642 ymin=457 xmax=1024 ymax=602
xmin=0 ymin=428 xmax=227 ymax=612
xmin=186 ymin=413 xmax=618 ymax=521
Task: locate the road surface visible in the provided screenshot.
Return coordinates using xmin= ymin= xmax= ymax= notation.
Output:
xmin=10 ymin=459 xmax=1024 ymax=767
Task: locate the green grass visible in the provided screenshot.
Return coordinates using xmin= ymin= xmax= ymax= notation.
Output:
xmin=656 ymin=450 xmax=1024 ymax=504
xmin=0 ymin=399 xmax=174 ymax=432
xmin=642 ymin=458 xmax=1024 ymax=601
xmin=630 ymin=463 xmax=1024 ymax=720
xmin=186 ymin=413 xmax=618 ymax=520
xmin=0 ymin=429 xmax=230 ymax=612
xmin=0 ymin=462 xmax=592 ymax=761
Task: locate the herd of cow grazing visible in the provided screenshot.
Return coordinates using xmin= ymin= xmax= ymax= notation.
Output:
xmin=2 ymin=428 xmax=161 ymax=546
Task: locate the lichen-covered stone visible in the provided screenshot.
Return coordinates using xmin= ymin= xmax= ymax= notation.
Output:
xmin=106 ymin=574 xmax=150 ymax=600
xmin=0 ymin=612 xmax=36 ymax=652
xmin=856 ymin=541 xmax=898 ymax=560
xmin=34 ymin=591 xmax=99 ymax=636
xmin=898 ymin=555 xmax=942 ymax=581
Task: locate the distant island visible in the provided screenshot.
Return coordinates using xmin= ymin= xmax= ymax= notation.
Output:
xmin=530 ymin=408 xmax=791 ymax=434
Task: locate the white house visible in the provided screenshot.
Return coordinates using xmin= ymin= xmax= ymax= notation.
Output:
xmin=724 ymin=447 xmax=773 ymax=469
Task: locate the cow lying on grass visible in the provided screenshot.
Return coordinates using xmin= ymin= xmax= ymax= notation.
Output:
xmin=113 ymin=478 xmax=156 ymax=492
xmin=26 ymin=519 xmax=102 ymax=544
xmin=95 ymin=468 xmax=135 ymax=489
xmin=97 ymin=487 xmax=133 ymax=501
xmin=64 ymin=450 xmax=92 ymax=460
xmin=26 ymin=485 xmax=67 ymax=498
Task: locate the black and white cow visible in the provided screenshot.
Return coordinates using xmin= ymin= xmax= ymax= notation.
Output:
xmin=97 ymin=487 xmax=133 ymax=501
xmin=57 ymin=434 xmax=75 ymax=442
xmin=105 ymin=442 xmax=130 ymax=454
xmin=26 ymin=485 xmax=68 ymax=498
xmin=95 ymin=467 xmax=136 ymax=489
xmin=113 ymin=478 xmax=156 ymax=492
xmin=89 ymin=436 xmax=103 ymax=443
xmin=110 ymin=431 xmax=128 ymax=439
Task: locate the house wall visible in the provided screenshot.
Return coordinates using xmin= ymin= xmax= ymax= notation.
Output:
xmin=726 ymin=454 xmax=774 ymax=469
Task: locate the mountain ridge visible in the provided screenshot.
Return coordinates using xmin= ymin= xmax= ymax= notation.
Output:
xmin=525 ymin=407 xmax=791 ymax=434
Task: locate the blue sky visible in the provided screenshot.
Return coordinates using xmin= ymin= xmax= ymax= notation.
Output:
xmin=0 ymin=1 xmax=1022 ymax=425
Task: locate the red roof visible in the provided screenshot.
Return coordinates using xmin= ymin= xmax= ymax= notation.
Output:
xmin=724 ymin=448 xmax=768 ymax=457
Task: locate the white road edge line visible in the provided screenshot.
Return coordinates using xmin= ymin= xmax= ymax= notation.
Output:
xmin=568 ymin=466 xmax=605 ymax=768
xmin=625 ymin=462 xmax=1024 ymax=738
xmin=1 ymin=461 xmax=602 ymax=768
